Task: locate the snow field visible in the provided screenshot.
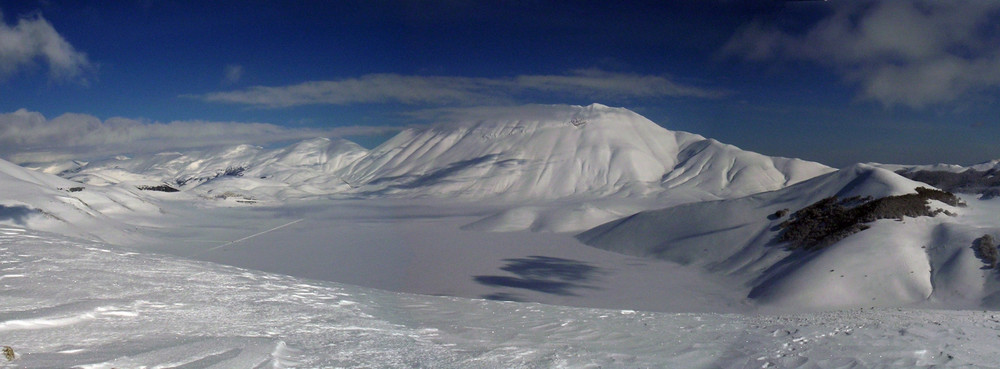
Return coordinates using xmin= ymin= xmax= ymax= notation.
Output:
xmin=3 ymin=228 xmax=1000 ymax=368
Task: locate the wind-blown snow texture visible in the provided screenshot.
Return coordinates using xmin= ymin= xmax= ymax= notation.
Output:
xmin=3 ymin=228 xmax=1000 ymax=368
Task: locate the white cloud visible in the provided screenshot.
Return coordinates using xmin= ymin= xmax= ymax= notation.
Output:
xmin=0 ymin=109 xmax=399 ymax=163
xmin=514 ymin=69 xmax=726 ymax=99
xmin=0 ymin=9 xmax=93 ymax=83
xmin=190 ymin=70 xmax=727 ymax=108
xmin=402 ymin=104 xmax=605 ymax=129
xmin=223 ymin=64 xmax=243 ymax=84
xmin=722 ymin=0 xmax=1000 ymax=108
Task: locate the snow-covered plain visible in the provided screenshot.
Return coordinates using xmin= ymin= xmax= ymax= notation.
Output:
xmin=5 ymin=104 xmax=1000 ymax=367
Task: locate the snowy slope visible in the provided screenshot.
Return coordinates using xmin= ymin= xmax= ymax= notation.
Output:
xmin=874 ymin=159 xmax=1000 ymax=201
xmin=3 ymin=227 xmax=1000 ymax=368
xmin=875 ymin=159 xmax=1000 ymax=174
xmin=45 ymin=104 xmax=832 ymax=232
xmin=58 ymin=104 xmax=831 ymax=204
xmin=578 ymin=164 xmax=1000 ymax=311
xmin=0 ymin=158 xmax=163 ymax=244
xmin=63 ymin=137 xmax=368 ymax=199
xmin=341 ymin=103 xmax=831 ymax=200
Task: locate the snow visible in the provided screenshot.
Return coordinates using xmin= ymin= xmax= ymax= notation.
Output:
xmin=130 ymin=198 xmax=746 ymax=313
xmin=876 ymin=159 xmax=1000 ymax=174
xmin=56 ymin=104 xmax=832 ymax=232
xmin=0 ymin=158 xmax=165 ymax=245
xmin=579 ymin=164 xmax=998 ymax=311
xmin=3 ymin=228 xmax=1000 ymax=368
xmin=5 ymin=103 xmax=1000 ymax=366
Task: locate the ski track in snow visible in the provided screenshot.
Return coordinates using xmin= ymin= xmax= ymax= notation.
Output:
xmin=2 ymin=229 xmax=1000 ymax=368
xmin=195 ymin=218 xmax=305 ymax=256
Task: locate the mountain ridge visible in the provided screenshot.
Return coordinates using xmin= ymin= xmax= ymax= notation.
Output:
xmin=577 ymin=163 xmax=1000 ymax=311
xmin=49 ymin=104 xmax=833 ymax=205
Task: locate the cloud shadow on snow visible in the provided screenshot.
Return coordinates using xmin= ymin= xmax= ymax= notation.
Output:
xmin=475 ymin=255 xmax=603 ymax=299
xmin=0 ymin=205 xmax=39 ymax=226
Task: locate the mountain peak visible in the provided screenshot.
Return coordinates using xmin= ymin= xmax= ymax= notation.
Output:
xmin=48 ymin=104 xmax=832 ymax=204
xmin=341 ymin=104 xmax=831 ymax=200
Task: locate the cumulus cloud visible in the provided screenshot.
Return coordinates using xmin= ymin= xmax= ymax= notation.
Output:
xmin=189 ymin=70 xmax=727 ymax=108
xmin=223 ymin=64 xmax=243 ymax=84
xmin=0 ymin=109 xmax=399 ymax=163
xmin=0 ymin=9 xmax=93 ymax=83
xmin=722 ymin=0 xmax=1000 ymax=108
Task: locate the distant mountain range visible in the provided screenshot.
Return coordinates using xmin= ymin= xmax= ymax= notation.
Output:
xmin=31 ymin=104 xmax=832 ymax=203
xmin=5 ymin=103 xmax=1000 ymax=311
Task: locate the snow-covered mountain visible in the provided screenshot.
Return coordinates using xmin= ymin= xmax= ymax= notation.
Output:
xmin=875 ymin=159 xmax=1000 ymax=174
xmin=338 ymin=104 xmax=831 ymax=200
xmin=8 ymin=106 xmax=1000 ymax=366
xmin=0 ymin=158 xmax=163 ymax=244
xmin=874 ymin=160 xmax=1000 ymax=200
xmin=55 ymin=104 xmax=832 ymax=205
xmin=44 ymin=104 xmax=833 ymax=232
xmin=578 ymin=164 xmax=999 ymax=311
xmin=50 ymin=137 xmax=368 ymax=201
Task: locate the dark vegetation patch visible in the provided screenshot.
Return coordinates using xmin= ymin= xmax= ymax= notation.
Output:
xmin=175 ymin=165 xmax=249 ymax=187
xmin=136 ymin=184 xmax=179 ymax=192
xmin=223 ymin=165 xmax=246 ymax=177
xmin=777 ymin=187 xmax=963 ymax=251
xmin=972 ymin=234 xmax=998 ymax=269
xmin=58 ymin=187 xmax=84 ymax=192
xmin=898 ymin=169 xmax=1000 ymax=199
xmin=769 ymin=208 xmax=790 ymax=220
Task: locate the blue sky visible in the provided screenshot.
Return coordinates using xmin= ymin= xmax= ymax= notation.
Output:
xmin=1 ymin=1 xmax=999 ymax=167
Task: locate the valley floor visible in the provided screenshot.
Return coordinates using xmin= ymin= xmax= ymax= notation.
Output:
xmin=126 ymin=197 xmax=747 ymax=313
xmin=3 ymin=227 xmax=1000 ymax=368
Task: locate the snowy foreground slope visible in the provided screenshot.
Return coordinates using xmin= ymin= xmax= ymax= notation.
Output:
xmin=4 ymin=227 xmax=1000 ymax=368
